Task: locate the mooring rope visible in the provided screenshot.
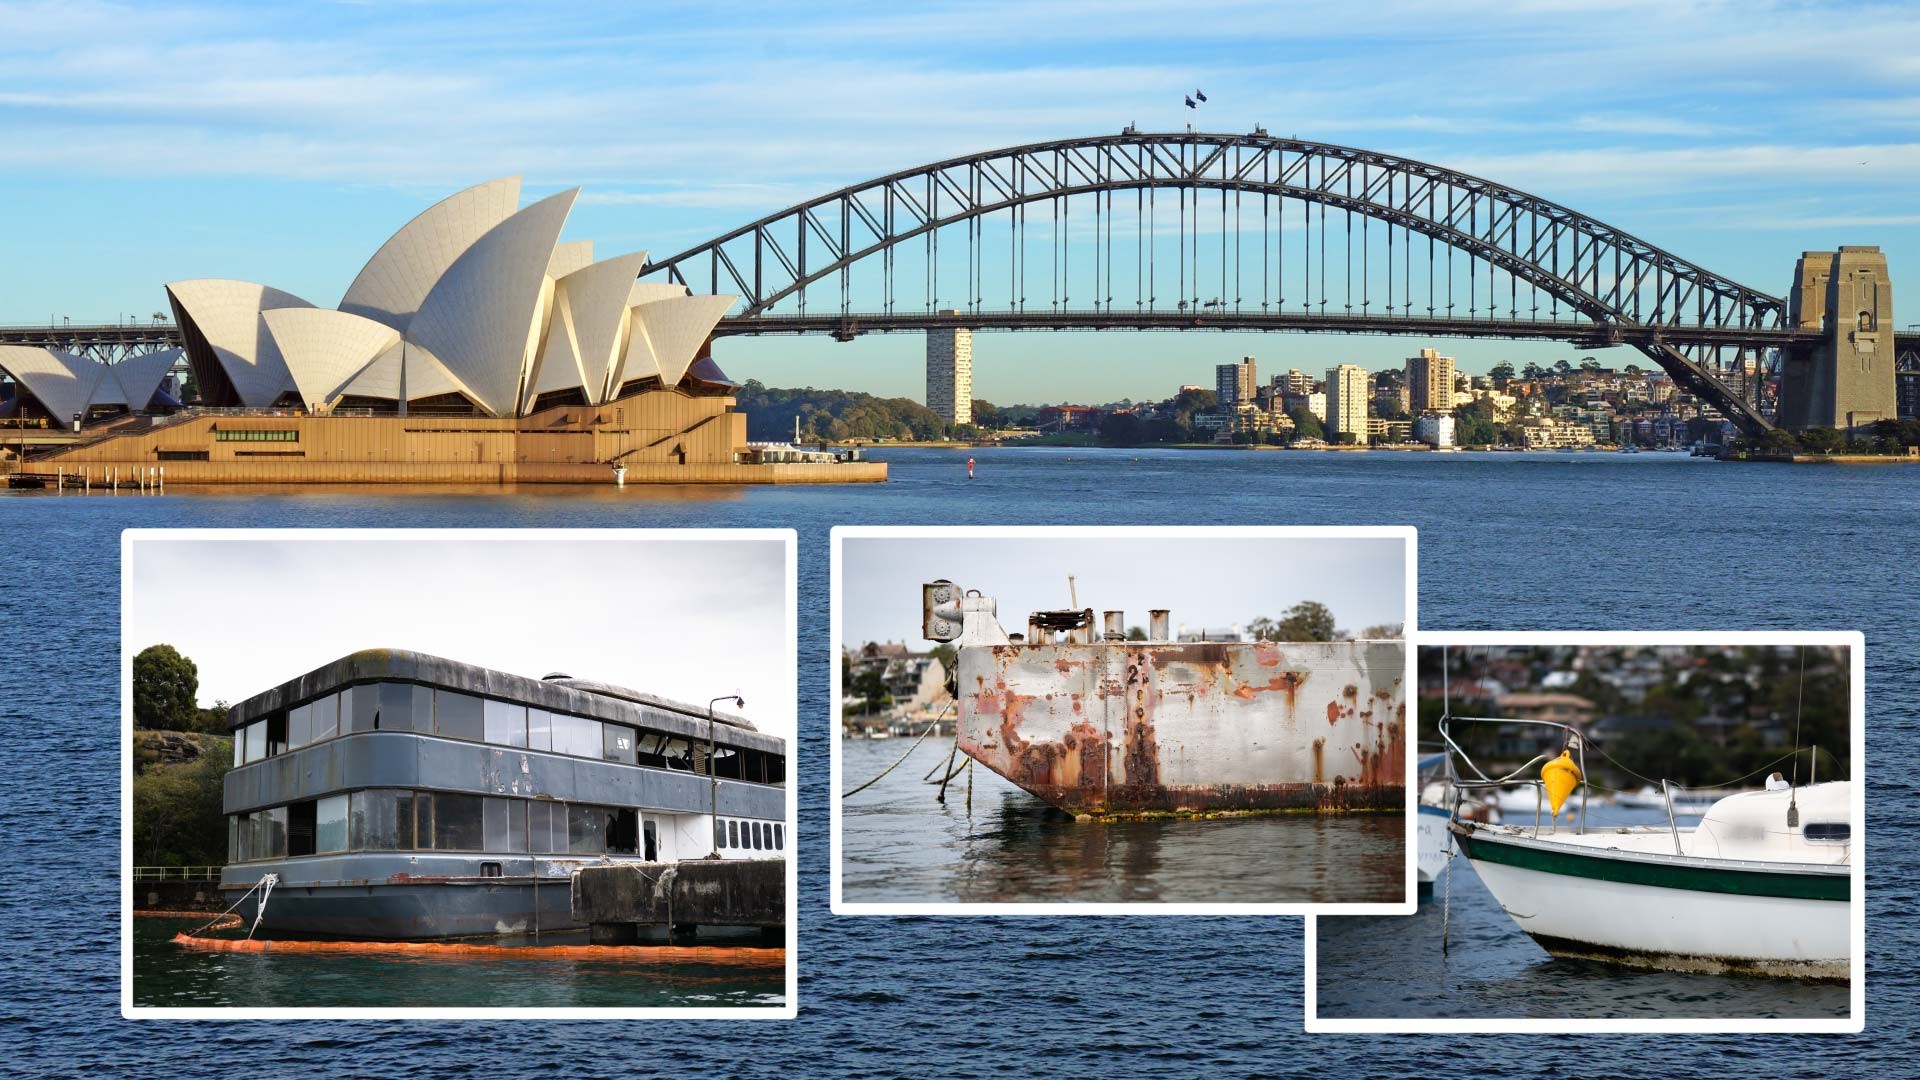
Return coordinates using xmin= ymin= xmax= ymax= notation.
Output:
xmin=844 ymin=700 xmax=952 ymax=798
xmin=182 ymin=874 xmax=274 ymax=938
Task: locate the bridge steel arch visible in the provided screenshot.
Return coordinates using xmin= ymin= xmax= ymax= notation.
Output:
xmin=642 ymin=132 xmax=1788 ymax=433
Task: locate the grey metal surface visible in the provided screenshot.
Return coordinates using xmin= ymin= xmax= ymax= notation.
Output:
xmin=224 ymin=730 xmax=783 ymax=819
xmin=226 ymin=648 xmax=777 ymax=755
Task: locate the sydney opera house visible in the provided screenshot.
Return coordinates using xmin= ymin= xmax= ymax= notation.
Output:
xmin=5 ymin=178 xmax=881 ymax=484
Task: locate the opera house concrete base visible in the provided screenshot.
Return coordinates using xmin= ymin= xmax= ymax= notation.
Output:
xmin=20 ymin=388 xmax=885 ymax=485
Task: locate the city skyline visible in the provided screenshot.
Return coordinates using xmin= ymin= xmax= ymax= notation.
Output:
xmin=4 ymin=1 xmax=1919 ymax=402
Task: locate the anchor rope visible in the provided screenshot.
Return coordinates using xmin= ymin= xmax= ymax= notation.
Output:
xmin=184 ymin=873 xmax=275 ymax=938
xmin=843 ymin=700 xmax=952 ymax=798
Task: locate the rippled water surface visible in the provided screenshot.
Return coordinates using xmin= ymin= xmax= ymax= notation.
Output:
xmin=3 ymin=446 xmax=1914 ymax=1074
xmin=840 ymin=737 xmax=1405 ymax=904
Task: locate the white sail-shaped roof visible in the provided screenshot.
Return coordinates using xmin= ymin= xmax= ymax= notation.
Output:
xmin=628 ymin=282 xmax=686 ymax=307
xmin=262 ymin=308 xmax=402 ymax=409
xmin=106 ymin=349 xmax=182 ymax=411
xmin=629 ymin=293 xmax=736 ymax=388
xmin=404 ymin=188 xmax=578 ymax=416
xmin=525 ymin=251 xmax=650 ymax=408
xmin=0 ymin=346 xmax=104 ymax=421
xmin=165 ymin=279 xmax=314 ymax=407
xmin=547 ymin=240 xmax=594 ymax=280
xmin=338 ymin=176 xmax=522 ymax=333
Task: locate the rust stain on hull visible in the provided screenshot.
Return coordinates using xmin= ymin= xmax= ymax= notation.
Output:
xmin=957 ymin=639 xmax=1406 ymax=817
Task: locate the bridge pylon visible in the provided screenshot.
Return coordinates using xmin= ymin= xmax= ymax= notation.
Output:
xmin=1778 ymin=246 xmax=1897 ymax=430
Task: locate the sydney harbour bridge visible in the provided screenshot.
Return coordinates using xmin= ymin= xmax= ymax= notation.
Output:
xmin=8 ymin=131 xmax=1912 ymax=437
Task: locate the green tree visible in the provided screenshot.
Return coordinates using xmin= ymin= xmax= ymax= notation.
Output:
xmin=851 ymin=668 xmax=891 ymax=714
xmin=1288 ymin=408 xmax=1325 ymax=441
xmin=1253 ymin=601 xmax=1337 ymax=642
xmin=1798 ymin=427 xmax=1843 ymax=454
xmin=1489 ymin=362 xmax=1515 ymax=386
xmin=970 ymin=400 xmax=1001 ymax=429
xmin=1126 ymin=626 xmax=1148 ymax=641
xmin=133 ymin=644 xmax=200 ymax=731
xmin=132 ymin=748 xmax=231 ymax=866
xmin=1098 ymin=411 xmax=1148 ymax=446
xmin=927 ymin=643 xmax=958 ymax=679
xmin=1521 ymin=362 xmax=1545 ymax=380
xmin=1553 ymin=358 xmax=1574 ymax=375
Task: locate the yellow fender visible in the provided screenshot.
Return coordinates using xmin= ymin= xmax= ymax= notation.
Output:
xmin=1541 ymin=750 xmax=1582 ymax=815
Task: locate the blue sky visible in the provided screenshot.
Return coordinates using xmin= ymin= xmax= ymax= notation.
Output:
xmin=5 ymin=0 xmax=1919 ymax=403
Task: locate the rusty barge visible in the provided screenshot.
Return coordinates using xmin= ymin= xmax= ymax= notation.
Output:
xmin=923 ymin=581 xmax=1407 ymax=817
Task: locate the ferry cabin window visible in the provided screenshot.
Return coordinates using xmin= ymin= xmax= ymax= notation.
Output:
xmin=602 ymin=723 xmax=638 ymax=764
xmin=311 ymin=692 xmax=338 ymax=742
xmin=289 ymin=702 xmax=311 ymax=749
xmin=638 ymin=732 xmax=668 ymax=769
xmin=349 ymin=789 xmax=417 ymax=850
xmin=606 ymin=807 xmax=639 ymax=854
xmin=266 ymin=712 xmax=288 ymax=757
xmin=714 ymin=819 xmax=726 ymax=850
xmin=774 ymin=823 xmax=784 ymax=850
xmin=527 ymin=708 xmax=554 ymax=752
xmin=483 ymin=797 xmax=527 ymax=853
xmin=712 ymin=746 xmax=741 ymax=780
xmin=567 ymin=803 xmax=609 ymax=854
xmin=1805 ymin=822 xmax=1851 ymax=842
xmin=765 ymin=753 xmax=785 ymax=786
xmin=728 ymin=820 xmax=740 ymax=848
xmin=643 ymin=819 xmax=658 ymax=861
xmin=428 ymin=792 xmax=485 ymax=851
xmin=484 ymin=699 xmax=527 ymax=748
xmin=316 ymin=794 xmax=349 ymax=853
xmin=287 ymin=800 xmax=317 ymax=857
xmin=661 ymin=737 xmax=693 ymax=771
xmin=527 ymin=801 xmax=567 ymax=854
xmin=242 ymin=720 xmax=266 ymax=764
xmin=553 ymin=713 xmax=603 ymax=758
xmin=436 ymin=690 xmax=484 ymax=741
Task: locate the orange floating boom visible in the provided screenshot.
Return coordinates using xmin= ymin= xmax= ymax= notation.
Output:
xmin=168 ymin=932 xmax=785 ymax=968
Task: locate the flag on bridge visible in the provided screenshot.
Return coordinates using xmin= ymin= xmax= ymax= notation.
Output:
xmin=1195 ymin=89 xmax=1208 ymax=102
xmin=1185 ymin=95 xmax=1196 ymax=109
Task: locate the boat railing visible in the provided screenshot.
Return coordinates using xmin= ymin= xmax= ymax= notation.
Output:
xmin=1437 ymin=713 xmax=1589 ymax=835
xmin=131 ymin=865 xmax=222 ymax=882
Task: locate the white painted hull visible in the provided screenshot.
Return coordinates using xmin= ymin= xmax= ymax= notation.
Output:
xmin=1465 ymin=842 xmax=1848 ymax=978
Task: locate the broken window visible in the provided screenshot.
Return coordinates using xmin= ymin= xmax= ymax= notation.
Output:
xmin=287 ymin=800 xmax=317 ymax=857
xmin=605 ymin=807 xmax=639 ymax=854
xmin=643 ymin=819 xmax=658 ymax=861
xmin=567 ymin=802 xmax=609 ymax=854
xmin=712 ymin=746 xmax=742 ymax=780
xmin=265 ymin=712 xmax=288 ymax=757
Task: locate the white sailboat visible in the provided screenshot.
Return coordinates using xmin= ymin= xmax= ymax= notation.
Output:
xmin=1452 ymin=781 xmax=1851 ymax=979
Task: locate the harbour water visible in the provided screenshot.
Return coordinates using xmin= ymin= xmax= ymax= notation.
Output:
xmin=840 ymin=737 xmax=1404 ymax=904
xmin=1317 ymin=806 xmax=1853 ymax=1019
xmin=5 ymin=445 xmax=1914 ymax=1071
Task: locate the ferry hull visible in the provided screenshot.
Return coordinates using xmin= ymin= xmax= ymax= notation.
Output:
xmin=956 ymin=639 xmax=1406 ymax=816
xmin=1455 ymin=826 xmax=1850 ymax=979
xmin=228 ymin=878 xmax=578 ymax=940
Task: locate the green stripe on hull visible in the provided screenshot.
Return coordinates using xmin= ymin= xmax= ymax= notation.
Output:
xmin=1457 ymin=829 xmax=1849 ymax=902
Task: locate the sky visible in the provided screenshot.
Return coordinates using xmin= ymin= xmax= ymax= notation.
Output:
xmin=838 ymin=533 xmax=1406 ymax=646
xmin=6 ymin=0 xmax=1920 ymax=402
xmin=122 ymin=533 xmax=795 ymax=739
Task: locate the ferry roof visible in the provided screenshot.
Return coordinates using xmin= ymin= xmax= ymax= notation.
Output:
xmin=225 ymin=648 xmax=781 ymax=755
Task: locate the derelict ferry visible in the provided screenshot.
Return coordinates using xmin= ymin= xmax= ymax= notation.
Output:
xmin=921 ymin=581 xmax=1406 ymax=816
xmin=1442 ymin=715 xmax=1851 ymax=979
xmin=221 ymin=649 xmax=786 ymax=940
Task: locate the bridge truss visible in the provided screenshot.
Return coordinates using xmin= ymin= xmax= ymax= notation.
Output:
xmin=642 ymin=131 xmax=1814 ymax=433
